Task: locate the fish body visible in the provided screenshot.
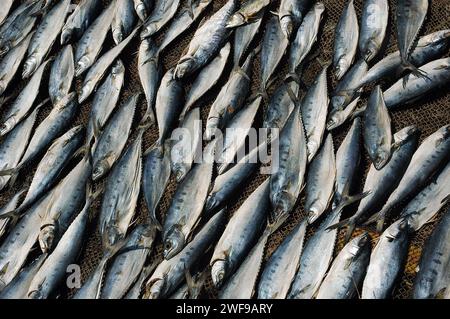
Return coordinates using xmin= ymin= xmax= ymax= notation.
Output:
xmin=359 ymin=0 xmax=388 ymax=61
xmin=140 ymin=0 xmax=181 ymax=39
xmin=278 ymin=0 xmax=313 ymax=39
xmin=263 ymin=80 xmax=299 ymax=130
xmin=227 ymin=0 xmax=269 ymax=28
xmin=112 ymin=0 xmax=137 ymax=45
xmin=49 ymin=45 xmax=74 ymax=105
xmin=61 ymin=0 xmax=102 ymax=45
xmin=134 ymin=0 xmax=153 ymax=21
xmin=233 ymin=17 xmax=262 ymax=66
xmin=0 ymin=0 xmax=14 ymax=26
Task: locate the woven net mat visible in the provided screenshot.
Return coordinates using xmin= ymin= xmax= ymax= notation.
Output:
xmin=0 ymin=0 xmax=449 ymax=299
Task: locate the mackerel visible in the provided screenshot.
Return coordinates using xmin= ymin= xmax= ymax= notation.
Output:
xmin=140 ymin=0 xmax=181 ymax=39
xmin=49 ymin=45 xmax=74 ymax=105
xmin=359 ymin=0 xmax=388 ymax=62
xmin=61 ymin=0 xmax=102 ymax=45
xmin=111 ymin=0 xmax=137 ymax=45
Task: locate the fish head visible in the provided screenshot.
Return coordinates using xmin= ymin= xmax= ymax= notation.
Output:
xmin=0 ymin=118 xmax=16 ymax=136
xmin=79 ymin=81 xmax=92 ymax=103
xmin=22 ymin=55 xmax=37 ymax=79
xmin=280 ymin=15 xmax=294 ymax=39
xmin=306 ymin=140 xmax=319 ymax=162
xmin=163 ymin=228 xmax=185 ymax=260
xmin=174 ymin=166 xmax=188 ymax=183
xmin=373 ymin=150 xmax=390 ymax=170
xmin=60 ymin=27 xmax=72 ymax=45
xmin=326 ymin=110 xmax=345 ymax=130
xmin=135 ymin=2 xmax=148 ymax=21
xmin=92 ymin=160 xmax=110 ymax=181
xmin=148 ymin=279 xmax=164 ymax=299
xmin=174 ymin=57 xmax=195 ymax=80
xmin=211 ymin=259 xmax=227 ymax=288
xmin=112 ymin=59 xmax=125 ymax=77
xmin=141 ymin=23 xmax=157 ymax=40
xmin=112 ymin=26 xmax=124 ymax=44
xmin=362 ymin=42 xmax=379 ymax=62
xmin=205 ymin=194 xmax=218 ymax=213
xmin=334 ymin=58 xmax=349 ymax=80
xmin=38 ymin=224 xmax=57 ymax=253
xmin=307 ymin=205 xmax=324 ymax=224
xmin=226 ymin=12 xmax=246 ymax=28
xmin=75 ymin=56 xmax=90 ymax=77
xmin=28 ymin=289 xmax=43 ymax=299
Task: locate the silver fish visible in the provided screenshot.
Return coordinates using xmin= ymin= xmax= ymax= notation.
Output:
xmin=210 ymin=179 xmax=270 ymax=288
xmin=0 ymin=190 xmax=25 ymax=239
xmin=278 ymin=0 xmax=313 ymax=39
xmin=366 ymin=124 xmax=450 ymax=231
xmin=287 ymin=2 xmax=325 ymax=78
xmin=22 ymin=0 xmax=70 ymax=78
xmin=413 ymin=207 xmax=450 ymax=299
xmin=134 ymin=0 xmax=153 ymax=21
xmin=301 ymin=64 xmax=329 ymax=161
xmin=287 ymin=208 xmax=341 ymax=299
xmin=363 ymin=85 xmax=392 ymax=170
xmin=171 ymin=108 xmax=202 ymax=182
xmin=316 ymin=232 xmax=371 ymax=299
xmin=112 ymin=0 xmax=137 ymax=45
xmin=74 ymin=0 xmax=116 ymax=77
xmin=0 ymin=31 xmax=33 ymax=95
xmin=359 ymin=0 xmax=389 ymax=62
xmin=361 ymin=219 xmax=410 ymax=299
xmin=146 ymin=209 xmax=226 ymax=299
xmin=92 ymin=93 xmax=138 ymax=181
xmin=79 ymin=27 xmax=139 ymax=103
xmin=233 ymin=17 xmax=262 ymax=66
xmin=257 ymin=219 xmax=308 ymax=299
xmin=226 ymin=0 xmax=269 ymax=28
xmin=124 ymin=261 xmax=159 ymax=299
xmin=0 ymin=0 xmax=14 ymax=26
xmin=61 ymin=0 xmax=102 ymax=45
xmin=49 ymin=45 xmax=74 ymax=105
xmin=140 ymin=0 xmax=180 ymax=39
xmin=205 ymin=50 xmax=254 ymax=141
xmin=262 ymin=80 xmax=299 ymax=130
xmin=181 ymin=42 xmax=231 ymax=120
xmin=162 ymin=141 xmax=216 ymax=259
xmin=304 ymin=134 xmax=336 ymax=224
xmin=0 ymin=60 xmax=48 ymax=136
xmin=173 ymin=0 xmax=238 ymax=79
xmin=260 ymin=15 xmax=289 ymax=93
xmin=86 ymin=59 xmax=125 ymax=141
xmin=333 ymin=0 xmax=359 ymax=80
xmin=169 ymin=270 xmax=208 ymax=299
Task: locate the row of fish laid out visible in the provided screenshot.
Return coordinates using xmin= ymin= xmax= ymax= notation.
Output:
xmin=0 ymin=0 xmax=449 ymax=299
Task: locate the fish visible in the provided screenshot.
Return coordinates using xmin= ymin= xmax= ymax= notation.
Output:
xmin=396 ymin=0 xmax=429 ymax=80
xmin=155 ymin=68 xmax=184 ymax=147
xmin=174 ymin=0 xmax=238 ymax=79
xmin=0 ymin=0 xmax=14 ymax=26
xmin=333 ymin=0 xmax=359 ymax=80
xmin=138 ymin=38 xmax=161 ymax=123
xmin=216 ymin=96 xmax=262 ymax=175
xmin=365 ymin=124 xmax=450 ymax=231
xmin=79 ymin=27 xmax=140 ymax=103
xmin=328 ymin=126 xmax=420 ymax=241
xmin=233 ymin=17 xmax=262 ymax=66
xmin=260 ymin=15 xmax=289 ymax=93
xmin=0 ymin=108 xmax=39 ymax=192
xmin=257 ymin=219 xmax=308 ymax=299
xmin=101 ymin=225 xmax=157 ymax=299
xmin=262 ymin=80 xmax=299 ymax=130
xmin=0 ymin=190 xmax=25 ymax=240
xmin=27 ymin=191 xmax=94 ymax=299
xmin=384 ymin=57 xmax=450 ymax=109
xmin=0 ymin=254 xmax=46 ymax=299
xmin=204 ymin=50 xmax=254 ymax=141
xmin=22 ymin=0 xmax=70 ymax=78
xmin=0 ymin=60 xmax=48 ymax=137
xmin=301 ymin=63 xmax=329 ymax=161
xmin=226 ymin=0 xmax=269 ymax=28
xmin=61 ymin=0 xmax=102 ymax=45
xmin=287 ymin=208 xmax=341 ymax=299
xmin=99 ymin=129 xmax=144 ymax=248
xmin=74 ymin=0 xmax=116 ymax=77
xmin=210 ymin=179 xmax=270 ymax=288
xmin=112 ymin=0 xmax=137 ymax=45
xmin=49 ymin=45 xmax=74 ymax=105
xmin=304 ymin=134 xmax=336 ymax=224
xmin=0 ymin=31 xmax=33 ymax=95
xmin=359 ymin=0 xmax=389 ymax=62
xmin=181 ymin=42 xmax=231 ymax=120
xmin=287 ymin=2 xmax=325 ymax=79
xmin=134 ymin=0 xmax=153 ymax=21
xmin=140 ymin=0 xmax=181 ymax=39
xmin=142 ymin=142 xmax=171 ymax=229
xmin=171 ymin=108 xmax=202 ymax=182
xmin=146 ymin=209 xmax=226 ymax=299
xmin=269 ymin=102 xmax=307 ymax=225
xmin=361 ymin=30 xmax=450 ymax=87
xmin=123 ymin=261 xmax=159 ymax=299
xmin=156 ymin=0 xmax=213 ymax=55
xmin=162 ymin=141 xmax=216 ymax=259
xmin=401 ymin=161 xmax=450 ymax=231
xmin=277 ymin=0 xmax=313 ymax=39
xmin=86 ymin=59 xmax=125 ymax=141
xmin=363 ymin=85 xmax=392 ymax=170
xmin=412 ymin=207 xmax=450 ymax=299
xmin=169 ymin=270 xmax=209 ymax=299
xmin=92 ymin=93 xmax=138 ymax=181
xmin=316 ymin=232 xmax=371 ymax=299
xmin=361 ymin=219 xmax=410 ymax=299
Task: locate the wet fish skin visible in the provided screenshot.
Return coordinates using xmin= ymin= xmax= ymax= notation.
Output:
xmin=413 ymin=207 xmax=450 ymax=299
xmin=210 ymin=179 xmax=270 ymax=288
xmin=278 ymin=0 xmax=313 ymax=39
xmin=361 ymin=219 xmax=410 ymax=299
xmin=49 ymin=45 xmax=74 ymax=105
xmin=305 ymin=134 xmax=335 ymax=224
xmin=140 ymin=0 xmax=181 ymax=39
xmin=174 ymin=0 xmax=238 ymax=79
xmin=316 ymin=232 xmax=371 ymax=299
xmin=363 ymin=85 xmax=392 ymax=170
xmin=0 ymin=190 xmax=25 ymax=240
xmin=92 ymin=93 xmax=138 ymax=181
xmin=359 ymin=0 xmax=389 ymax=62
xmin=75 ymin=1 xmax=116 ymax=77
xmin=124 ymin=261 xmax=159 ymax=299
xmin=263 ymin=80 xmax=299 ymax=130
xmin=22 ymin=0 xmax=70 ymax=79
xmin=112 ymin=0 xmax=137 ymax=45
xmin=61 ymin=0 xmax=102 ymax=45
xmin=233 ymin=18 xmax=262 ymax=66
xmin=0 ymin=0 xmax=14 ymax=26
xmin=146 ymin=209 xmax=226 ymax=299
xmin=257 ymin=219 xmax=308 ymax=299
xmin=226 ymin=0 xmax=269 ymax=28
xmin=333 ymin=0 xmax=359 ymax=80
xmin=134 ymin=0 xmax=153 ymax=21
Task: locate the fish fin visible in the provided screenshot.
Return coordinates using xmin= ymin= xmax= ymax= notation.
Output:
xmin=363 ymin=209 xmax=387 ymax=233
xmin=186 ymin=0 xmax=195 ymax=20
xmin=350 ymin=105 xmax=367 ymax=120
xmin=399 ymin=59 xmax=432 ymax=88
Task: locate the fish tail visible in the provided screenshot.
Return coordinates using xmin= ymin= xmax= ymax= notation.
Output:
xmin=399 ymin=59 xmax=432 ymax=88
xmin=363 ymin=208 xmax=388 ymax=233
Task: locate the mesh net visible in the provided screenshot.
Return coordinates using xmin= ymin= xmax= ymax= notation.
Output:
xmin=0 ymin=0 xmax=449 ymax=299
